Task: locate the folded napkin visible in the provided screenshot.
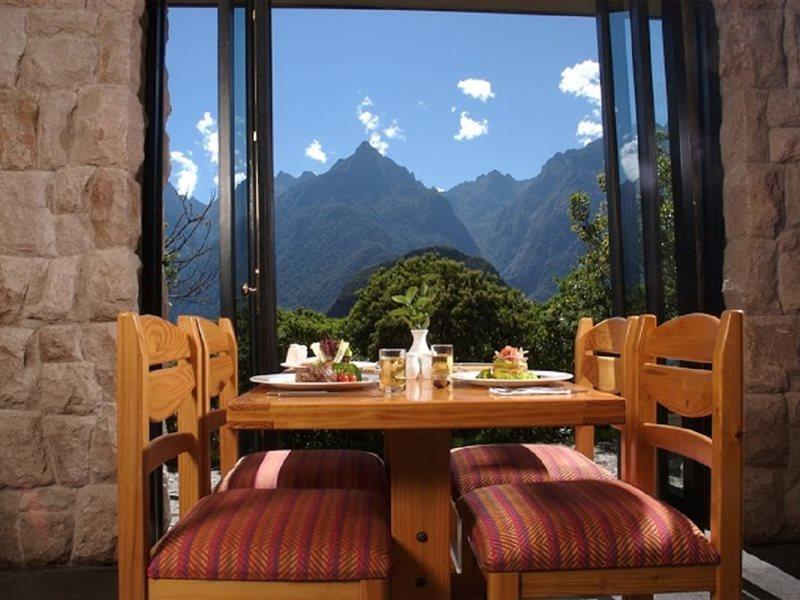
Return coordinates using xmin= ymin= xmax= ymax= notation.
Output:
xmin=489 ymin=386 xmax=575 ymax=396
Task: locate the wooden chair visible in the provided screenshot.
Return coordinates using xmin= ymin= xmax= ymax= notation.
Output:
xmin=117 ymin=313 xmax=390 ymax=600
xmin=457 ymin=310 xmax=743 ymax=599
xmin=180 ymin=315 xmax=388 ymax=496
xmin=452 ymin=317 xmax=638 ymax=598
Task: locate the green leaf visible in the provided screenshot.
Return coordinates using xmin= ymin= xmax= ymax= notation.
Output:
xmin=388 ymin=307 xmax=408 ymax=317
xmin=391 ymin=295 xmax=409 ymax=305
xmin=405 ymin=286 xmax=418 ymax=302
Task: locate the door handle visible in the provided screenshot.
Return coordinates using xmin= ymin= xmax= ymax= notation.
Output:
xmin=241 ymin=283 xmax=257 ymax=297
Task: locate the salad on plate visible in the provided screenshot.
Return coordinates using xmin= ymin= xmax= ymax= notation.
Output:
xmin=477 ymin=346 xmax=538 ymax=381
xmin=295 ymin=338 xmax=363 ymax=383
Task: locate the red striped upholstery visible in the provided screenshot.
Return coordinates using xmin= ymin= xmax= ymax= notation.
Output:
xmin=148 ymin=489 xmax=391 ymax=582
xmin=217 ymin=450 xmax=387 ymax=494
xmin=450 ymin=444 xmax=615 ymax=498
xmin=460 ymin=480 xmax=719 ymax=573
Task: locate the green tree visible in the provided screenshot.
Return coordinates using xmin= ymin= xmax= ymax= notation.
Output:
xmin=346 ymin=253 xmax=539 ymax=362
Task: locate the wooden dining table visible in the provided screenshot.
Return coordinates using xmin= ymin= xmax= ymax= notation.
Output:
xmin=227 ymin=377 xmax=626 ymax=600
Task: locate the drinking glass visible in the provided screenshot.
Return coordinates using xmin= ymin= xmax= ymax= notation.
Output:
xmin=379 ymin=349 xmax=406 ymax=394
xmin=431 ymin=344 xmax=454 ymax=388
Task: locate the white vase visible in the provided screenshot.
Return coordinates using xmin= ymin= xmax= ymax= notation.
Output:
xmin=409 ymin=329 xmax=432 ymax=379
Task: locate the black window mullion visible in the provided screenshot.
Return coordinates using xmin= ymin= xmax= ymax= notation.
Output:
xmin=629 ymin=0 xmax=664 ymax=321
xmin=219 ymin=0 xmax=236 ymax=320
xmin=596 ymin=0 xmax=626 ymax=318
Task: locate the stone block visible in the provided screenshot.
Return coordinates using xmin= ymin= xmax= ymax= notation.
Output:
xmin=78 ymin=248 xmax=139 ymax=321
xmin=786 ymin=4 xmax=800 ymax=88
xmin=72 ymin=484 xmax=116 ymax=563
xmin=788 ymin=393 xmax=800 ymax=427
xmin=0 ymin=170 xmax=55 ymax=257
xmin=722 ymin=164 xmax=782 ymax=239
xmin=744 ymin=466 xmax=785 ymax=543
xmin=0 ymin=256 xmax=34 ymax=324
xmin=745 ymin=394 xmax=789 ymax=467
xmin=87 ymin=0 xmax=145 ymax=14
xmin=0 ymin=90 xmax=38 ymax=170
xmin=37 ymin=92 xmax=76 ymax=170
xmin=18 ymin=36 xmax=96 ymax=92
xmin=90 ymin=405 xmax=115 ymax=483
xmin=54 ymin=166 xmax=95 ymax=214
xmin=722 ymin=238 xmax=779 ymax=312
xmin=23 ymin=255 xmax=79 ymax=322
xmin=68 ymin=85 xmax=144 ymax=172
xmin=778 ymin=226 xmax=800 ymax=311
xmin=0 ymin=7 xmax=26 ymax=89
xmin=0 ymin=490 xmax=21 ymax=566
xmin=42 ymin=415 xmax=93 ymax=487
xmin=721 ymin=90 xmax=769 ymax=165
xmin=19 ymin=486 xmax=76 ymax=513
xmin=80 ymin=322 xmax=116 ymax=396
xmin=89 ymin=168 xmax=141 ymax=249
xmin=18 ymin=508 xmax=73 ymax=565
xmin=39 ymin=325 xmax=83 ymax=362
xmin=0 ymin=410 xmax=54 ymax=488
xmin=97 ymin=10 xmax=142 ymax=88
xmin=786 ymin=164 xmax=800 ymax=227
xmin=27 ymin=9 xmax=97 ymax=37
xmin=750 ymin=9 xmax=788 ymax=88
xmin=55 ymin=213 xmax=94 ymax=256
xmin=0 ymin=327 xmax=33 ymax=410
xmin=769 ymin=128 xmax=800 ymax=162
xmin=744 ymin=315 xmax=800 ymax=392
xmin=783 ymin=478 xmax=800 ymax=539
xmin=767 ymin=89 xmax=800 ymax=126
xmin=38 ymin=362 xmax=102 ymax=416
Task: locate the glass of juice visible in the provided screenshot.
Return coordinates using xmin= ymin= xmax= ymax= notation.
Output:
xmin=431 ymin=344 xmax=454 ymax=388
xmin=379 ymin=349 xmax=406 ymax=394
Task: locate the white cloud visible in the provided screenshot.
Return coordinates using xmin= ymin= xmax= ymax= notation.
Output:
xmin=417 ymin=100 xmax=429 ymax=110
xmin=457 ymin=78 xmax=495 ymax=102
xmin=383 ymin=120 xmax=405 ymax=140
xmin=450 ymin=106 xmax=456 ymax=113
xmin=620 ymin=138 xmax=640 ymax=182
xmin=559 ymin=60 xmax=601 ymax=106
xmin=357 ymin=96 xmax=379 ymax=131
xmin=196 ymin=111 xmax=219 ymax=164
xmin=454 ymin=111 xmax=489 ymax=141
xmin=304 ymin=139 xmax=327 ymax=163
xmin=576 ymin=118 xmax=603 ymax=146
xmin=368 ymin=132 xmax=389 ymax=155
xmin=435 ymin=186 xmax=445 ymax=193
xmin=234 ymin=172 xmax=246 ymax=186
xmin=170 ymin=151 xmax=198 ymax=197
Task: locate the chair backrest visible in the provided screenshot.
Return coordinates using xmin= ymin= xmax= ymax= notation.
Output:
xmin=574 ymin=316 xmax=638 ymax=394
xmin=179 ymin=316 xmax=239 ymax=486
xmin=573 ymin=316 xmax=639 ymax=464
xmin=631 ymin=310 xmax=743 ymax=565
xmin=116 ymin=313 xmax=203 ymax=599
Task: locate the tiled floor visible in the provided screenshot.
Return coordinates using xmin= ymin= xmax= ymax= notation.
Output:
xmin=1 ymin=544 xmax=798 ymax=600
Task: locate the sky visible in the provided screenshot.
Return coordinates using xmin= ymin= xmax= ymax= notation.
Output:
xmin=165 ymin=7 xmax=667 ymax=202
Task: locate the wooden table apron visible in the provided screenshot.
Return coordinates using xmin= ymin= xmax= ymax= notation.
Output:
xmin=228 ymin=380 xmax=625 ymax=600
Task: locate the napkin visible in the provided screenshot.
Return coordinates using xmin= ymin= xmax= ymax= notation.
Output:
xmin=489 ymin=386 xmax=574 ymax=396
xmin=285 ymin=344 xmax=308 ymax=365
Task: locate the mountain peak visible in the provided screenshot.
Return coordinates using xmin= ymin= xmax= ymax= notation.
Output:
xmin=354 ymin=140 xmax=381 ymax=156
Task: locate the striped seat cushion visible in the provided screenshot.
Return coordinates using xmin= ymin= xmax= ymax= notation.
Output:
xmin=450 ymin=444 xmax=615 ymax=498
xmin=148 ymin=488 xmax=391 ymax=582
xmin=217 ymin=450 xmax=387 ymax=494
xmin=459 ymin=480 xmax=719 ymax=573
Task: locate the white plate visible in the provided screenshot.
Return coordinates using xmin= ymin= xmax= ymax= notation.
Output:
xmin=452 ymin=370 xmax=573 ymax=387
xmin=280 ymin=359 xmax=377 ymax=371
xmin=250 ymin=372 xmax=379 ymax=391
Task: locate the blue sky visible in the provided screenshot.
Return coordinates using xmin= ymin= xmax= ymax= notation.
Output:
xmin=165 ymin=8 xmax=665 ymax=201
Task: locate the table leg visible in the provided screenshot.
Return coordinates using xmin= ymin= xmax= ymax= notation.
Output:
xmin=385 ymin=429 xmax=452 ymax=600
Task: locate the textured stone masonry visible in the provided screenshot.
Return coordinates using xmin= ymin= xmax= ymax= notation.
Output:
xmin=0 ymin=0 xmax=144 ymax=565
xmin=716 ymin=0 xmax=800 ymax=542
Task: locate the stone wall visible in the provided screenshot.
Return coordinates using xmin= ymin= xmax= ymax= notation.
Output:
xmin=715 ymin=0 xmax=800 ymax=542
xmin=0 ymin=0 xmax=145 ymax=565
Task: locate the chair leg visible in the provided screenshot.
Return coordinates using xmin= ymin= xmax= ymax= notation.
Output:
xmin=359 ymin=578 xmax=389 ymax=599
xmin=712 ymin=562 xmax=741 ymax=600
xmin=458 ymin=535 xmax=486 ymax=600
xmin=486 ymin=573 xmax=520 ymax=600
